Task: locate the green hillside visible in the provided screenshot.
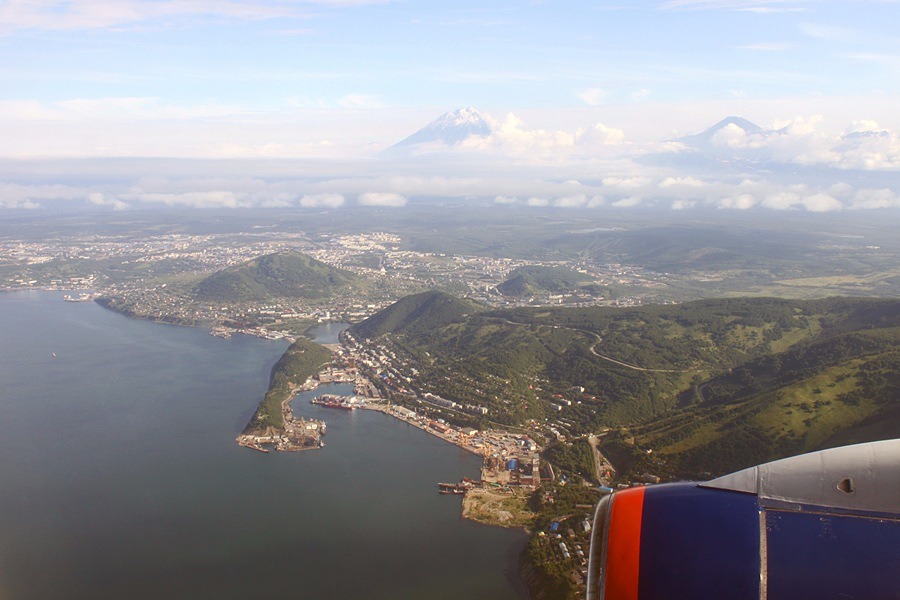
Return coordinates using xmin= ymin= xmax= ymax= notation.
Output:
xmin=353 ymin=293 xmax=900 ymax=476
xmin=604 ymin=325 xmax=900 ymax=479
xmin=350 ymin=290 xmax=485 ymax=339
xmin=195 ymin=251 xmax=364 ymax=303
xmin=496 ymin=265 xmax=590 ymax=297
xmin=243 ymin=337 xmax=333 ymax=435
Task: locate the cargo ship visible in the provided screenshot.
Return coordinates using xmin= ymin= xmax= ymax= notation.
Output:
xmin=438 ymin=483 xmax=466 ymax=495
xmin=311 ymin=394 xmax=360 ymax=410
xmin=437 ymin=480 xmax=475 ymax=494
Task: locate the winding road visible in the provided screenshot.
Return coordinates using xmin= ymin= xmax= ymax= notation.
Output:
xmin=486 ymin=316 xmax=692 ymax=374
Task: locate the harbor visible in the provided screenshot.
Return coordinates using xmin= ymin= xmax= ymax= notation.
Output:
xmin=234 ymin=321 xmax=548 ymax=536
xmin=236 ymin=377 xmax=327 ymax=452
xmin=311 ymin=393 xmax=366 ymax=410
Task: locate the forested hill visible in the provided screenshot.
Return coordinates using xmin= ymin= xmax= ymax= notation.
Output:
xmin=349 ymin=290 xmax=485 ymax=339
xmin=496 ymin=265 xmax=591 ymax=297
xmin=194 ymin=251 xmax=364 ymax=302
xmin=352 ymin=293 xmax=900 ymax=478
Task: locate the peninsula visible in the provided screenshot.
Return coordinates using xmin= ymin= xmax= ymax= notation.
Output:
xmin=236 ymin=337 xmax=332 ymax=452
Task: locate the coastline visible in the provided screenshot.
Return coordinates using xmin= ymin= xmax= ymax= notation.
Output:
xmin=91 ymin=294 xmax=538 ymax=530
xmin=87 ymin=295 xmax=537 ymax=594
xmin=358 ymin=401 xmax=485 ymax=457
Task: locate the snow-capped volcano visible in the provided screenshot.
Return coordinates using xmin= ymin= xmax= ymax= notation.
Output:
xmin=388 ymin=107 xmax=493 ymax=150
xmin=675 ymin=116 xmax=765 ymax=148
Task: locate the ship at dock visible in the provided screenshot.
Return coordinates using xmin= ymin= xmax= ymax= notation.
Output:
xmin=437 ymin=479 xmax=477 ymax=495
xmin=311 ymin=394 xmax=365 ymax=410
xmin=63 ymin=293 xmax=97 ymax=302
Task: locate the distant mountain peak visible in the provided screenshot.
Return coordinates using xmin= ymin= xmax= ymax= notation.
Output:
xmin=387 ymin=107 xmax=493 ymax=151
xmin=706 ymin=116 xmax=763 ymax=134
xmin=675 ymin=116 xmax=765 ymax=146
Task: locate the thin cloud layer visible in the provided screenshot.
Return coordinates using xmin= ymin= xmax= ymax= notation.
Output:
xmin=2 ymin=162 xmax=897 ymax=214
xmin=300 ymin=193 xmax=346 ymax=208
xmin=358 ymin=192 xmax=407 ymax=207
xmin=0 ymin=0 xmax=393 ymax=33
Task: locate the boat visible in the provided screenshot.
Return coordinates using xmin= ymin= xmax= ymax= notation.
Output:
xmin=63 ymin=293 xmax=94 ymax=302
xmin=437 ymin=482 xmax=466 ymax=494
xmin=311 ymin=394 xmax=359 ymax=410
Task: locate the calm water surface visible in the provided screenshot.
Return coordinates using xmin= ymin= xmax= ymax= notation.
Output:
xmin=0 ymin=292 xmax=527 ymax=600
xmin=305 ymin=322 xmax=350 ymax=345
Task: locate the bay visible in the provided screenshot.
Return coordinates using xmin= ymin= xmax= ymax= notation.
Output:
xmin=0 ymin=292 xmax=527 ymax=600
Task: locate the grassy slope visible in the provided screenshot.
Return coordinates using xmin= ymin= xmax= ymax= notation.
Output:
xmin=603 ymin=326 xmax=900 ymax=478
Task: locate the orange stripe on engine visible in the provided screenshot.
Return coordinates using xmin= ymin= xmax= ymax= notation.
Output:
xmin=603 ymin=486 xmax=646 ymax=600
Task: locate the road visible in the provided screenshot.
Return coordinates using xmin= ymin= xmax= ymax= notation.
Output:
xmin=486 ymin=315 xmax=692 ymax=374
xmin=587 ymin=434 xmax=616 ymax=484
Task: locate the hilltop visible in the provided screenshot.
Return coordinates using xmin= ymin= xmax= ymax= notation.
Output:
xmin=350 ymin=289 xmax=485 ymax=339
xmin=496 ymin=265 xmax=591 ymax=297
xmin=194 ymin=251 xmax=364 ymax=303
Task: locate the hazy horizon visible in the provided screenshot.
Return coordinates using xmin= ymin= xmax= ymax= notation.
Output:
xmin=2 ymin=1 xmax=899 ymax=213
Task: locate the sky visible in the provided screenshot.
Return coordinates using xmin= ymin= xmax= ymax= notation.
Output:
xmin=2 ymin=0 xmax=900 ymax=157
xmin=1 ymin=0 xmax=899 ymax=211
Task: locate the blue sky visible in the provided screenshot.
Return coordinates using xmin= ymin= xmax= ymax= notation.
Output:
xmin=2 ymin=0 xmax=899 ymax=158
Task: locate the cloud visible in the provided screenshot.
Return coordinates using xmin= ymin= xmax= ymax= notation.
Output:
xmin=760 ymin=190 xmax=842 ymax=211
xmin=23 ymin=97 xmax=243 ymax=122
xmin=526 ymin=196 xmax=550 ymax=207
xmin=612 ymin=196 xmax=642 ymax=208
xmin=602 ymin=176 xmax=651 ymax=189
xmin=659 ymin=176 xmax=706 ymax=188
xmin=661 ymin=1 xmax=808 ymax=12
xmin=798 ymin=22 xmax=854 ymax=42
xmin=710 ymin=123 xmax=767 ymax=149
xmin=458 ymin=113 xmax=623 ymax=159
xmin=88 ymin=192 xmax=129 ymax=210
xmin=337 ymin=94 xmax=383 ymax=109
xmin=554 ymin=194 xmax=587 ymax=208
xmin=669 ymin=113 xmax=900 ymax=171
xmin=494 ymin=195 xmax=518 ymax=204
xmin=631 ymin=89 xmax=652 ymax=101
xmin=736 ymin=42 xmax=794 ymax=51
xmin=300 ymin=193 xmax=345 ymax=208
xmin=578 ymin=88 xmax=607 ymax=106
xmin=485 ymin=113 xmax=576 ymax=153
xmin=671 ymin=199 xmax=697 ymax=209
xmin=121 ymin=191 xmax=244 ymax=208
xmin=576 ymin=123 xmax=625 ymax=146
xmin=0 ymin=0 xmax=395 ymax=33
xmin=0 ymin=182 xmax=84 ymax=209
xmin=358 ymin=192 xmax=407 ymax=207
xmin=801 ymin=193 xmax=843 ymax=212
xmin=259 ymin=198 xmax=293 ymax=208
xmin=765 ymin=116 xmax=892 ymax=167
xmin=850 ymin=188 xmax=900 ymax=209
xmin=719 ymin=193 xmax=758 ymax=210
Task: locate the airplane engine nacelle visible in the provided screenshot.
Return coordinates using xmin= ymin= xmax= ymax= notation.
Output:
xmin=586 ymin=439 xmax=900 ymax=600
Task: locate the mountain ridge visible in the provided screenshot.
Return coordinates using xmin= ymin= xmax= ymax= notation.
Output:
xmin=350 ymin=292 xmax=900 ymax=478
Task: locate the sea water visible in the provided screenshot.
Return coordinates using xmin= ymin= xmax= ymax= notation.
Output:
xmin=0 ymin=291 xmax=527 ymax=600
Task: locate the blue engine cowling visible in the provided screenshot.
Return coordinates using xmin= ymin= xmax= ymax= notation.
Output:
xmin=586 ymin=439 xmax=900 ymax=600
